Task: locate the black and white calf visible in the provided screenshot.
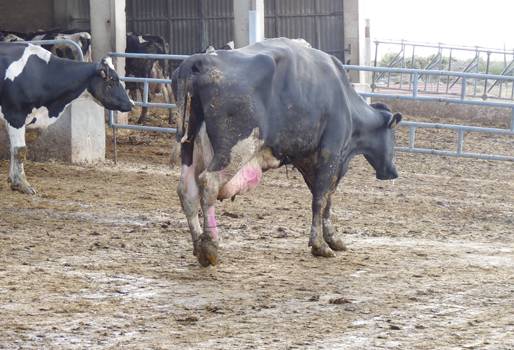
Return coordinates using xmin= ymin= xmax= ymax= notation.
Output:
xmin=0 ymin=42 xmax=133 ymax=194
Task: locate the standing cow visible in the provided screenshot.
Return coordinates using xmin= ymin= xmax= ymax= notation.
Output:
xmin=0 ymin=42 xmax=133 ymax=194
xmin=125 ymin=33 xmax=172 ymax=124
xmin=172 ymin=38 xmax=402 ymax=266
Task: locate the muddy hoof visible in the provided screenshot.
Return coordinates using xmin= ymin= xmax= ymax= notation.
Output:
xmin=325 ymin=236 xmax=347 ymax=251
xmin=311 ymin=244 xmax=335 ymax=258
xmin=10 ymin=180 xmax=37 ymax=195
xmin=197 ymin=238 xmax=219 ymax=267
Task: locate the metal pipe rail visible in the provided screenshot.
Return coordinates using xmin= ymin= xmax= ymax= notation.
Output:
xmin=375 ymin=39 xmax=514 ymax=56
xmin=373 ymin=40 xmax=514 ymax=100
xmin=24 ymin=39 xmax=85 ymax=62
xmin=344 ymin=65 xmax=514 ymax=161
xmin=108 ymin=52 xmax=188 ymax=163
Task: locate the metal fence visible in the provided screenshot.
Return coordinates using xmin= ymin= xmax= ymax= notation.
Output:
xmin=22 ymin=39 xmax=85 ymax=62
xmin=373 ymin=40 xmax=514 ymax=101
xmin=345 ymin=65 xmax=514 ymax=161
xmin=106 ymin=52 xmax=514 ymax=163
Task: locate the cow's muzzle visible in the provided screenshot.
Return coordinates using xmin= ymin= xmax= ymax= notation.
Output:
xmin=376 ymin=167 xmax=398 ymax=180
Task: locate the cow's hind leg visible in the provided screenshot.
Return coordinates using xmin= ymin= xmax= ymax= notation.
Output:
xmin=5 ymin=122 xmax=35 ymax=195
xmin=197 ymin=170 xmax=222 ymax=266
xmin=322 ymin=196 xmax=347 ymax=251
xmin=177 ymin=164 xmax=203 ymax=257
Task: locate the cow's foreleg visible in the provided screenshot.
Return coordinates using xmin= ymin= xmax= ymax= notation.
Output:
xmin=322 ymin=196 xmax=347 ymax=251
xmin=197 ymin=170 xmax=222 ymax=266
xmin=6 ymin=123 xmax=35 ymax=195
xmin=309 ymin=189 xmax=336 ymax=258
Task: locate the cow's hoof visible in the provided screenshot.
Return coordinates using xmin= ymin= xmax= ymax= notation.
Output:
xmin=197 ymin=238 xmax=219 ymax=267
xmin=325 ymin=235 xmax=347 ymax=251
xmin=311 ymin=244 xmax=335 ymax=258
xmin=10 ymin=180 xmax=37 ymax=195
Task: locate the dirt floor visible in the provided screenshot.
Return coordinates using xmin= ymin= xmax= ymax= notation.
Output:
xmin=0 ymin=111 xmax=513 ymax=349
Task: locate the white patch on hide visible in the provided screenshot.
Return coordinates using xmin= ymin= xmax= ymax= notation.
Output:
xmin=4 ymin=44 xmax=51 ymax=82
xmin=5 ymin=120 xmax=26 ymax=150
xmin=291 ymin=38 xmax=312 ymax=48
xmin=137 ymin=35 xmax=148 ymax=44
xmin=103 ymin=56 xmax=116 ymax=71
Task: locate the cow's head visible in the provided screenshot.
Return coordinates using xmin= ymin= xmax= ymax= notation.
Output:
xmin=88 ymin=57 xmax=134 ymax=112
xmin=363 ymin=103 xmax=402 ymax=180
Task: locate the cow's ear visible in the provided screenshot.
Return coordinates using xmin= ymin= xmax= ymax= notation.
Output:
xmin=97 ymin=65 xmax=107 ymax=80
xmin=388 ymin=113 xmax=402 ymax=128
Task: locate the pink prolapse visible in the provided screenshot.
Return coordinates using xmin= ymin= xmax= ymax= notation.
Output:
xmin=219 ymin=164 xmax=263 ymax=199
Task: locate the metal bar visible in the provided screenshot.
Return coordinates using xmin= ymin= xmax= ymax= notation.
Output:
xmin=408 ymin=45 xmax=415 ymax=90
xmin=483 ymin=52 xmax=491 ymax=99
xmin=111 ymin=123 xmax=177 ymax=133
xmin=412 ymin=73 xmax=419 ymax=98
xmin=374 ymin=39 xmax=514 ymax=56
xmin=121 ymin=76 xmax=172 ymax=84
xmin=399 ymin=120 xmax=514 ymax=135
xmin=396 ymin=147 xmax=514 ymax=161
xmin=23 ymin=39 xmax=85 ymax=61
xmin=109 ymin=52 xmax=190 ymax=60
xmin=511 ymin=108 xmax=514 ymax=131
xmin=446 ymin=48 xmax=453 ymax=94
xmin=134 ymin=102 xmax=176 ymax=108
xmin=143 ymin=82 xmax=149 ymax=104
xmin=408 ymin=126 xmax=416 ymax=148
xmin=372 ymin=42 xmax=379 ymax=91
xmin=461 ymin=78 xmax=467 ymax=100
xmin=358 ymin=91 xmax=514 ymax=112
xmin=456 ymin=129 xmax=465 ymax=155
xmin=472 ymin=52 xmax=478 ymax=96
xmin=343 ymin=65 xmax=514 ymax=82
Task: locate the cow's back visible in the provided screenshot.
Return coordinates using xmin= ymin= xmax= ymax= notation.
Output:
xmin=182 ymin=38 xmax=352 ymax=157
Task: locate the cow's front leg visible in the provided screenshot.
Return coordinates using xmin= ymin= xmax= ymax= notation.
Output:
xmin=309 ymin=192 xmax=335 ymax=258
xmin=6 ymin=123 xmax=36 ymax=195
xmin=177 ymin=165 xmax=202 ymax=257
xmin=322 ymin=197 xmax=347 ymax=251
xmin=197 ymin=170 xmax=222 ymax=266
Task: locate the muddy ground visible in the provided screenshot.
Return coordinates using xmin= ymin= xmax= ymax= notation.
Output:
xmin=0 ymin=112 xmax=513 ymax=349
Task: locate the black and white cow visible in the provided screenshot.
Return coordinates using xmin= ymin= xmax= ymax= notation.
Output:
xmin=0 ymin=42 xmax=133 ymax=194
xmin=1 ymin=29 xmax=92 ymax=61
xmin=125 ymin=33 xmax=171 ymax=124
xmin=172 ymin=38 xmax=402 ymax=266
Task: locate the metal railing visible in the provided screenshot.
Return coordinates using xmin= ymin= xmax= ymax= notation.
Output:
xmin=23 ymin=39 xmax=85 ymax=62
xmin=344 ymin=65 xmax=514 ymax=161
xmin=107 ymin=52 xmax=187 ymax=162
xmin=373 ymin=40 xmax=514 ymax=101
xmin=105 ymin=51 xmax=513 ymax=163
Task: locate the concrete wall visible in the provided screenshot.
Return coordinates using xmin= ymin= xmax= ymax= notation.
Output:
xmin=343 ymin=0 xmax=360 ymax=81
xmin=0 ymin=0 xmax=54 ymax=32
xmin=0 ymin=98 xmax=106 ymax=163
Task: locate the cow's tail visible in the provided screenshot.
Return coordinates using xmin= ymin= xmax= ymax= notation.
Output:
xmin=173 ymin=75 xmax=191 ymax=143
xmin=173 ymin=56 xmax=209 ymax=144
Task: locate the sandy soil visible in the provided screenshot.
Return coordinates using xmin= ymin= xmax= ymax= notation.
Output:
xmin=0 ymin=113 xmax=513 ymax=349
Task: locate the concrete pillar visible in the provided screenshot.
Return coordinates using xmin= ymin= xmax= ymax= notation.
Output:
xmin=90 ymin=0 xmax=128 ymax=123
xmin=0 ymin=98 xmax=105 ymax=163
xmin=233 ymin=0 xmax=265 ymax=48
xmin=360 ymin=18 xmax=372 ymax=85
xmin=343 ymin=0 xmax=360 ymax=82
